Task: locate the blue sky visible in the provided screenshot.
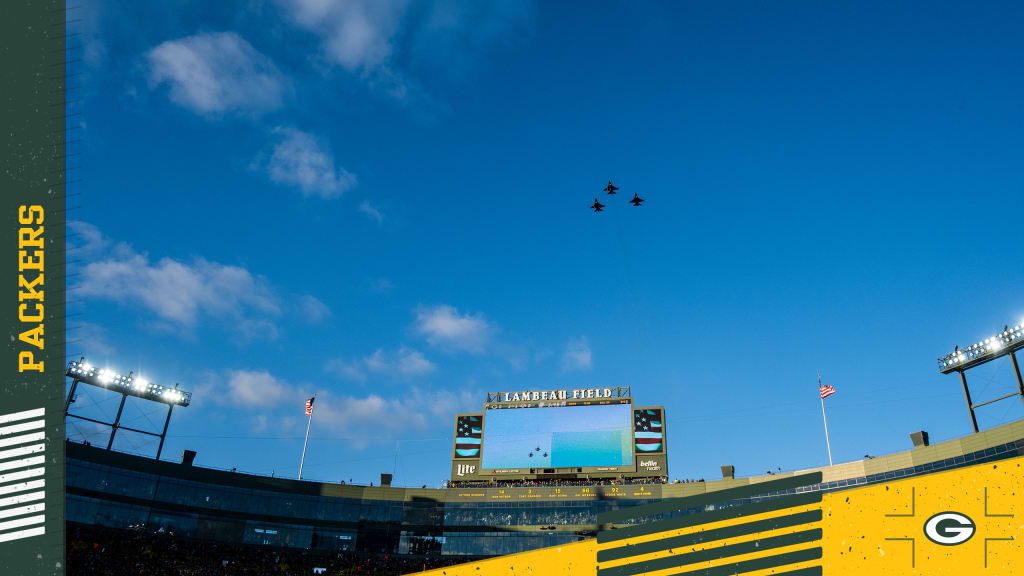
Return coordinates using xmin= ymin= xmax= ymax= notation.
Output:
xmin=66 ymin=1 xmax=1024 ymax=486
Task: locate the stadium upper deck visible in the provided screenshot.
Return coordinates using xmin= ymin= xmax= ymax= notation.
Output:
xmin=67 ymin=418 xmax=1024 ymax=557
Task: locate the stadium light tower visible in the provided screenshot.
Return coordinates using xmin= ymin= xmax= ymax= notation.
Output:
xmin=937 ymin=322 xmax=1024 ymax=433
xmin=65 ymin=358 xmax=191 ymax=459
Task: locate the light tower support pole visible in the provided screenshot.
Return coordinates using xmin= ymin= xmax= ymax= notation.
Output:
xmin=1009 ymin=350 xmax=1024 ymax=408
xmin=156 ymin=405 xmax=174 ymax=461
xmin=64 ymin=378 xmax=78 ymax=414
xmin=106 ymin=393 xmax=127 ymax=450
xmin=958 ymin=370 xmax=980 ymax=433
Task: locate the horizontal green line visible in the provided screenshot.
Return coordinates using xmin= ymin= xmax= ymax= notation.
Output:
xmin=597 ymin=472 xmax=822 ymax=525
xmin=597 ymin=528 xmax=822 ymax=576
xmin=597 ymin=508 xmax=822 ymax=563
xmin=597 ymin=491 xmax=822 ymax=544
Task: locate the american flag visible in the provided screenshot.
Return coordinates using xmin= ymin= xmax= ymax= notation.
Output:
xmin=305 ymin=397 xmax=315 ymax=416
xmin=634 ymin=409 xmax=663 ymax=453
xmin=818 ymin=373 xmax=836 ymax=400
xmin=454 ymin=415 xmax=482 ymax=458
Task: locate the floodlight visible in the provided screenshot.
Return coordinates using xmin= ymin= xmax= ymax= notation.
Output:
xmin=937 ymin=320 xmax=1024 ymax=434
xmin=65 ymin=359 xmax=191 ymax=407
xmin=65 ymin=358 xmax=191 ymax=460
xmin=937 ymin=322 xmax=1024 ymax=374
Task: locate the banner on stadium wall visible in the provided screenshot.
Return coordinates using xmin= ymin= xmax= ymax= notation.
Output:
xmin=0 ymin=2 xmax=68 ymax=575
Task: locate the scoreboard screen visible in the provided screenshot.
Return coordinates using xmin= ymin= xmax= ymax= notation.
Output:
xmin=481 ymin=403 xmax=634 ymax=469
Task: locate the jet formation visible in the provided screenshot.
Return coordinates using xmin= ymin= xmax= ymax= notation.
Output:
xmin=592 ymin=180 xmax=643 ymax=212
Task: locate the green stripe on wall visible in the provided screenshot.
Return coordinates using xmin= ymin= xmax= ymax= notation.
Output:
xmin=597 ymin=491 xmax=822 ymax=544
xmin=597 ymin=528 xmax=822 ymax=576
xmin=668 ymin=547 xmax=821 ymax=576
xmin=597 ymin=508 xmax=822 ymax=563
xmin=597 ymin=472 xmax=822 ymax=525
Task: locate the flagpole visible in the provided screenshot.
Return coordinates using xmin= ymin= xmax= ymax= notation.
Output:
xmin=298 ymin=398 xmax=314 ymax=480
xmin=818 ymin=371 xmax=833 ymax=466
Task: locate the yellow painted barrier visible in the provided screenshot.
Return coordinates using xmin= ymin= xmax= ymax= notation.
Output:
xmin=413 ymin=455 xmax=1023 ymax=575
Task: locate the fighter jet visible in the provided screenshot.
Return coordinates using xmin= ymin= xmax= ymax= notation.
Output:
xmin=603 ymin=181 xmax=619 ymax=194
xmin=591 ymin=198 xmax=605 ymax=212
xmin=630 ymin=193 xmax=644 ymax=207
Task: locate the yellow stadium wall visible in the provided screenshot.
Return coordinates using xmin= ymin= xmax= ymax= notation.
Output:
xmin=412 ymin=454 xmax=1023 ymax=575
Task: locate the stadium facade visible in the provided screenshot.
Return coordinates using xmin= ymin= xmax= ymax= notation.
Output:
xmin=67 ymin=417 xmax=1024 ymax=559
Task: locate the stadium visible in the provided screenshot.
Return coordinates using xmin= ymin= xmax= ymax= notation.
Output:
xmin=62 ymin=330 xmax=1024 ymax=575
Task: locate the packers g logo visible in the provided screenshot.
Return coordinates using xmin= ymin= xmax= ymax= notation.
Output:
xmin=923 ymin=512 xmax=976 ymax=546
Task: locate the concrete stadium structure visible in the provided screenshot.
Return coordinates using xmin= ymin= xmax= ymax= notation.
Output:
xmin=66 ymin=418 xmax=1024 ymax=559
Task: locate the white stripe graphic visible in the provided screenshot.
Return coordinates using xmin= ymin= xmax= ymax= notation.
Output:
xmin=0 ymin=491 xmax=44 ymax=508
xmin=0 ymin=410 xmax=46 ymax=543
xmin=0 ymin=420 xmax=45 ymax=437
xmin=0 ymin=514 xmax=45 ymax=532
xmin=0 ymin=526 xmax=46 ymax=543
xmin=0 ymin=408 xmax=45 ymax=425
xmin=0 ymin=479 xmax=45 ymax=496
xmin=0 ymin=503 xmax=44 ymax=520
xmin=0 ymin=431 xmax=45 ymax=449
xmin=0 ymin=456 xmax=45 ymax=472
xmin=0 ymin=468 xmax=45 ymax=484
xmin=0 ymin=443 xmax=45 ymax=461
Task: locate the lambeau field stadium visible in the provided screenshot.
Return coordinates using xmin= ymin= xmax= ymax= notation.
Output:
xmin=58 ymin=322 xmax=1024 ymax=574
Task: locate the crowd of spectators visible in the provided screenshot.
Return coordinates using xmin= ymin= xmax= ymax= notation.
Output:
xmin=68 ymin=525 xmax=476 ymax=576
xmin=446 ymin=477 xmax=672 ymax=488
xmin=443 ymin=507 xmax=597 ymax=526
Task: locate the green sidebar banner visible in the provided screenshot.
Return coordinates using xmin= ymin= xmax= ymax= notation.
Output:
xmin=1 ymin=1 xmax=68 ymax=575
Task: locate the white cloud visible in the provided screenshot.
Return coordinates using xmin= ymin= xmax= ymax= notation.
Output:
xmin=72 ymin=224 xmax=280 ymax=339
xmin=262 ymin=127 xmax=357 ymax=198
xmin=413 ymin=304 xmax=491 ymax=353
xmin=199 ymin=366 xmax=478 ymax=448
xmin=326 ymin=359 xmax=370 ymax=383
xmin=312 ymin=384 xmax=480 ymax=447
xmin=276 ymin=0 xmax=533 ymax=103
xmin=279 ymin=0 xmax=408 ymax=72
xmin=359 ymin=200 xmax=384 ymax=224
xmin=225 ymin=369 xmax=290 ymax=408
xmin=561 ymin=336 xmax=592 ymax=372
xmin=395 ymin=347 xmax=434 ymax=375
xmin=370 ymin=277 xmax=393 ymax=294
xmin=68 ymin=321 xmax=115 ymax=358
xmin=298 ymin=294 xmax=332 ymax=324
xmin=146 ymin=32 xmax=287 ymax=116
xmin=327 ymin=346 xmax=435 ymax=381
xmin=314 ymin=393 xmax=426 ymax=449
xmin=69 ymin=221 xmax=111 ymax=256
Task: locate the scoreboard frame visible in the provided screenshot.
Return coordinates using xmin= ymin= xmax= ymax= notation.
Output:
xmin=450 ymin=389 xmax=667 ymax=485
